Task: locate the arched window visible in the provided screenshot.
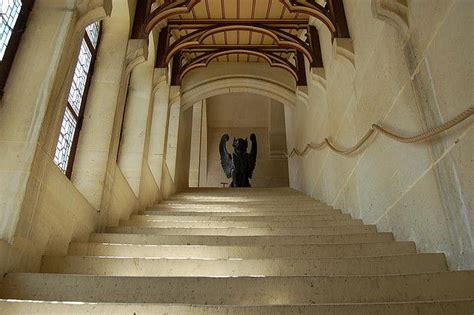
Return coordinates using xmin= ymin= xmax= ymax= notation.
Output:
xmin=54 ymin=21 xmax=101 ymax=177
xmin=0 ymin=0 xmax=34 ymax=95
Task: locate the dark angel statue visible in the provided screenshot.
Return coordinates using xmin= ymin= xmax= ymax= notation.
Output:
xmin=219 ymin=133 xmax=257 ymax=187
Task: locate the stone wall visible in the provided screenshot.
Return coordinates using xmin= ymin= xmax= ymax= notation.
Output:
xmin=0 ymin=0 xmax=145 ymax=275
xmin=286 ymin=0 xmax=473 ymax=270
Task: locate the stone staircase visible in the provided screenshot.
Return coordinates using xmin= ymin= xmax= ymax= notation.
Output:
xmin=1 ymin=188 xmax=473 ymax=314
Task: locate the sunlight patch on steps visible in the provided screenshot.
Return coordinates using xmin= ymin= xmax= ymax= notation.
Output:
xmin=2 ymin=299 xmax=97 ymax=305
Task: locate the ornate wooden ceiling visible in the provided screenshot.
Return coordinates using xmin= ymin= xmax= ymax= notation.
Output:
xmin=133 ymin=0 xmax=350 ymax=85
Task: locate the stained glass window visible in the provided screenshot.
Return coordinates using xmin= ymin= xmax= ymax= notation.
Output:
xmin=0 ymin=0 xmax=22 ymax=60
xmin=86 ymin=21 xmax=100 ymax=48
xmin=54 ymin=21 xmax=101 ymax=176
xmin=67 ymin=39 xmax=92 ymax=115
xmin=53 ymin=108 xmax=77 ymax=172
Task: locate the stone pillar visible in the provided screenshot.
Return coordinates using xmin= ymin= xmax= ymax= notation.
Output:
xmin=72 ymin=2 xmax=140 ymax=209
xmin=164 ymin=87 xmax=181 ymax=183
xmin=199 ymin=100 xmax=208 ymax=187
xmin=117 ymin=56 xmax=155 ymax=197
xmin=98 ymin=39 xmax=148 ymax=229
xmin=148 ymin=68 xmax=170 ymax=193
xmin=160 ymin=86 xmax=183 ymax=197
xmin=175 ymin=106 xmax=194 ymax=192
xmin=189 ymin=101 xmax=203 ymax=187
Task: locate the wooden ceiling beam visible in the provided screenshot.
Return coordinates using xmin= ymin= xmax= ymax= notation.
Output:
xmin=145 ymin=0 xmax=341 ymax=37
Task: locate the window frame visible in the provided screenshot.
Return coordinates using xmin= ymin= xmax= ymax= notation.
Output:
xmin=0 ymin=0 xmax=34 ymax=96
xmin=55 ymin=21 xmax=102 ymax=178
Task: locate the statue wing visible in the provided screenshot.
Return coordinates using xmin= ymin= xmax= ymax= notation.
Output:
xmin=249 ymin=133 xmax=257 ymax=178
xmin=219 ymin=134 xmax=233 ymax=178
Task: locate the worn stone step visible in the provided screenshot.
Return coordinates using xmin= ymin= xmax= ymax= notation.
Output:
xmin=1 ymin=300 xmax=473 ymax=314
xmin=68 ymin=241 xmax=416 ymax=259
xmin=165 ymin=194 xmax=316 ymax=203
xmin=119 ymin=218 xmax=363 ymax=228
xmin=165 ymin=196 xmax=317 ymax=203
xmin=41 ymin=254 xmax=447 ymax=277
xmin=106 ymin=224 xmax=377 ymax=236
xmin=151 ymin=204 xmax=330 ymax=212
xmin=2 ymin=272 xmax=473 ymax=304
xmin=143 ymin=209 xmax=341 ymax=216
xmin=130 ymin=213 xmax=351 ymax=222
xmin=90 ymin=232 xmax=395 ymax=246
xmin=157 ymin=200 xmax=324 ymax=207
xmin=172 ymin=188 xmax=303 ymax=195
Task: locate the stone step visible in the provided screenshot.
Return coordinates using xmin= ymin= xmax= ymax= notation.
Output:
xmin=40 ymin=254 xmax=447 ymax=277
xmin=151 ymin=204 xmax=331 ymax=212
xmin=157 ymin=200 xmax=324 ymax=206
xmin=68 ymin=241 xmax=416 ymax=259
xmin=143 ymin=209 xmax=341 ymax=216
xmin=106 ymin=224 xmax=377 ymax=236
xmin=1 ymin=300 xmax=473 ymax=314
xmin=90 ymin=232 xmax=395 ymax=245
xmin=130 ymin=213 xmax=351 ymax=222
xmin=164 ymin=194 xmax=316 ymax=202
xmin=165 ymin=196 xmax=316 ymax=202
xmin=119 ymin=218 xmax=363 ymax=228
xmin=171 ymin=188 xmax=303 ymax=196
xmin=2 ymin=272 xmax=473 ymax=304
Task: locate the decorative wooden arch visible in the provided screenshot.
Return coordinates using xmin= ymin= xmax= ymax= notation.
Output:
xmin=178 ymin=49 xmax=299 ymax=83
xmin=164 ymin=24 xmax=313 ymax=66
xmin=136 ymin=0 xmax=350 ymax=86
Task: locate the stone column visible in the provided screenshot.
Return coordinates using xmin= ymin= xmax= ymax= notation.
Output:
xmin=175 ymin=106 xmax=194 ymax=192
xmin=165 ymin=87 xmax=181 ymax=182
xmin=117 ymin=54 xmax=155 ymax=198
xmin=72 ymin=2 xmax=141 ymax=209
xmin=147 ymin=68 xmax=171 ymax=193
xmin=189 ymin=101 xmax=203 ymax=187
xmin=199 ymin=100 xmax=208 ymax=187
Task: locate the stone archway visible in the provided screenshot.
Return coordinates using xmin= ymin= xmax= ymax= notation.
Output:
xmin=179 ymin=62 xmax=300 ymax=111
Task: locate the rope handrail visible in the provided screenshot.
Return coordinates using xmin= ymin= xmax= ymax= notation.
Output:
xmin=288 ymin=106 xmax=473 ymax=157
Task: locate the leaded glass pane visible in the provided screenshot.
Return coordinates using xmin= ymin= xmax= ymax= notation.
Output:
xmin=53 ymin=108 xmax=77 ymax=174
xmin=0 ymin=0 xmax=22 ymax=60
xmin=86 ymin=21 xmax=100 ymax=48
xmin=67 ymin=39 xmax=92 ymax=115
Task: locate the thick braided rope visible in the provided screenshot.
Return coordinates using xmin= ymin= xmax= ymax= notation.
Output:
xmin=288 ymin=106 xmax=473 ymax=157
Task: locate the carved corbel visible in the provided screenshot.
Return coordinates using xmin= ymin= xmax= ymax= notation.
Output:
xmin=125 ymin=39 xmax=149 ymax=74
xmin=310 ymin=67 xmax=327 ymax=90
xmin=75 ymin=0 xmax=113 ymax=33
xmin=333 ymin=37 xmax=355 ymax=69
xmin=308 ymin=16 xmax=355 ymax=71
xmin=153 ymin=67 xmax=169 ymax=93
xmin=169 ymin=85 xmax=182 ymax=109
xmin=296 ymin=86 xmax=309 ymax=108
xmin=371 ymin=0 xmax=409 ymax=40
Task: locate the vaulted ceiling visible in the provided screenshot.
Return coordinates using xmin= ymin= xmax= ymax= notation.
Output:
xmin=133 ymin=0 xmax=350 ymax=85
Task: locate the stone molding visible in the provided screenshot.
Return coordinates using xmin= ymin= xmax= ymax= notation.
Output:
xmin=125 ymin=39 xmax=149 ymax=74
xmin=333 ymin=38 xmax=355 ymax=69
xmin=310 ymin=67 xmax=327 ymax=90
xmin=181 ymin=75 xmax=298 ymax=111
xmin=169 ymin=85 xmax=182 ymax=108
xmin=152 ymin=67 xmax=169 ymax=93
xmin=296 ymin=86 xmax=309 ymax=108
xmin=371 ymin=0 xmax=409 ymax=40
xmin=75 ymin=0 xmax=112 ymax=33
